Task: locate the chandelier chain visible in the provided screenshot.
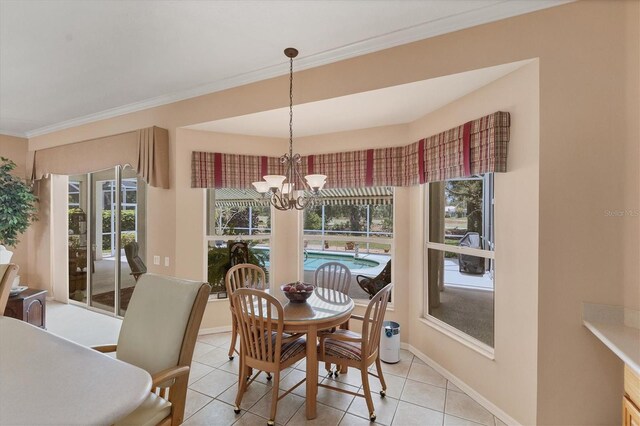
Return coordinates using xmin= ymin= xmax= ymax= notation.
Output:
xmin=289 ymin=55 xmax=294 ymax=158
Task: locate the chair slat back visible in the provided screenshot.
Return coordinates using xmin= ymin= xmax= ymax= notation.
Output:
xmin=226 ymin=263 xmax=267 ymax=308
xmin=233 ymin=288 xmax=283 ymax=364
xmin=314 ymin=262 xmax=351 ymax=294
xmin=361 ymin=283 xmax=393 ymax=359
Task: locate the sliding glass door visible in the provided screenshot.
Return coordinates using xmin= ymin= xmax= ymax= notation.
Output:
xmin=67 ymin=166 xmax=146 ymax=316
xmin=117 ymin=168 xmax=146 ymax=316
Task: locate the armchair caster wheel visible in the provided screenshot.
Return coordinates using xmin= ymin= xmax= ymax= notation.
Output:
xmin=380 ymin=390 xmax=386 ymax=397
xmin=229 ymin=356 xmax=234 ymax=360
xmin=266 ymin=373 xmax=272 ymax=381
xmin=234 ymin=406 xmax=241 ymax=414
xmin=369 ymin=413 xmax=376 ymax=421
xmin=267 ymin=420 xmax=275 ymax=426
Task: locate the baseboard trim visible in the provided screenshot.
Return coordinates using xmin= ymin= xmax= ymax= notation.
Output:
xmin=198 ymin=326 xmax=232 ymax=335
xmin=406 ymin=344 xmax=521 ymax=426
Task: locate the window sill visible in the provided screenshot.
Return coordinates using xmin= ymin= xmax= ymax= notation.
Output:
xmin=418 ymin=316 xmax=494 ymax=360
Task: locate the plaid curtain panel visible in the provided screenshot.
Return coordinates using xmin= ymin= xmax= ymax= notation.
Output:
xmin=191 ymin=111 xmax=510 ymax=188
xmin=469 ymin=111 xmax=510 ymax=175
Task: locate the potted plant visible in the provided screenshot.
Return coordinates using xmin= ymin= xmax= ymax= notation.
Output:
xmin=206 ymin=242 xmax=268 ymax=297
xmin=0 ymin=157 xmax=38 ymax=264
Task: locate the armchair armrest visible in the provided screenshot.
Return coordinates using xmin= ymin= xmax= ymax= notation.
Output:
xmin=319 ymin=333 xmax=363 ymax=344
xmin=355 ymin=274 xmax=366 ymax=283
xmin=151 ymin=365 xmax=190 ymax=388
xmin=92 ymin=344 xmax=118 ymax=353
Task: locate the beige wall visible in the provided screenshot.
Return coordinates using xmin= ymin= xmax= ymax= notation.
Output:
xmin=408 ymin=61 xmax=540 ymax=424
xmin=22 ymin=1 xmax=639 ymax=424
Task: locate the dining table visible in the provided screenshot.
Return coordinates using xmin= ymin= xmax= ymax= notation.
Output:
xmin=269 ymin=286 xmax=355 ymax=420
xmin=0 ymin=316 xmax=152 ymax=425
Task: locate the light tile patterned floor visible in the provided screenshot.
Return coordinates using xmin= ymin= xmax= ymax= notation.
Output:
xmin=46 ymin=304 xmax=506 ymax=426
xmin=186 ymin=332 xmax=506 ymax=426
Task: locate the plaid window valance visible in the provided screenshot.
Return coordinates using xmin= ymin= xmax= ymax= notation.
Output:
xmin=191 ymin=111 xmax=510 ymax=189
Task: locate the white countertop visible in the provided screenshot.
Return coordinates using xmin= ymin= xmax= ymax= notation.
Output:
xmin=583 ymin=303 xmax=640 ymax=375
xmin=0 ymin=317 xmax=151 ymax=425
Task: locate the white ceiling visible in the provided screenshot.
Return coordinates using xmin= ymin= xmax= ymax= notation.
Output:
xmin=0 ymin=0 xmax=567 ymax=138
xmin=188 ymin=60 xmax=530 ymax=138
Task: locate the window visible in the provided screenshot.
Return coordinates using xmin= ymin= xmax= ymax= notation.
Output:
xmin=302 ymin=187 xmax=393 ymax=302
xmin=68 ymin=181 xmax=81 ymax=207
xmin=424 ymin=175 xmax=495 ymax=349
xmin=205 ymin=189 xmax=271 ymax=295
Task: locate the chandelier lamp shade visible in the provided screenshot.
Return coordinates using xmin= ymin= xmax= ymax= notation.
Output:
xmin=252 ymin=47 xmax=327 ymax=211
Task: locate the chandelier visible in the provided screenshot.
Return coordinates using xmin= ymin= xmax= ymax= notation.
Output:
xmin=252 ymin=47 xmax=327 ymax=211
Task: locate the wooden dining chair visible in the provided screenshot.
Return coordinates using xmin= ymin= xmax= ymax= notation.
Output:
xmin=93 ymin=274 xmax=210 ymax=426
xmin=225 ymin=263 xmax=267 ymax=361
xmin=318 ymin=283 xmax=394 ymax=422
xmin=315 ymin=261 xmax=352 ymax=374
xmin=0 ymin=264 xmax=19 ymax=315
xmin=232 ymin=288 xmax=307 ymax=426
xmin=314 ymin=261 xmax=351 ymax=294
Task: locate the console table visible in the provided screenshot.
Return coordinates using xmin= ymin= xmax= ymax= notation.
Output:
xmin=4 ymin=288 xmax=47 ymax=329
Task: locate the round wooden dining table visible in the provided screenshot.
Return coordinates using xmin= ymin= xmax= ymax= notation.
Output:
xmin=269 ymin=287 xmax=354 ymax=420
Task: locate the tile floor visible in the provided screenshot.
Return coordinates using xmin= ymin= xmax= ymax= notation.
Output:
xmin=47 ymin=302 xmax=507 ymax=426
xmin=187 ymin=334 xmax=506 ymax=426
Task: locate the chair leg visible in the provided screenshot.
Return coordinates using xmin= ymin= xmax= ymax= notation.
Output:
xmin=234 ymin=355 xmax=247 ymax=413
xmin=170 ymin=376 xmax=189 ymax=426
xmin=325 ymin=361 xmax=333 ymax=377
xmin=268 ymin=371 xmax=280 ymax=426
xmin=229 ymin=317 xmax=238 ymax=360
xmin=361 ymin=365 xmax=376 ymax=421
xmin=375 ymin=355 xmax=387 ymax=397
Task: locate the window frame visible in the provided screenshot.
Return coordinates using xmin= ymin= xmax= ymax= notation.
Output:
xmin=301 ymin=191 xmax=395 ymax=307
xmin=422 ymin=175 xmax=496 ymax=358
xmin=203 ymin=189 xmax=273 ymax=300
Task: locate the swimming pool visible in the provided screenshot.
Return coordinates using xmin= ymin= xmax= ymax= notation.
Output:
xmin=256 ymin=248 xmax=380 ymax=271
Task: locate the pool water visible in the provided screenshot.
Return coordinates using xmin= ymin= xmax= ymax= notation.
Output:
xmin=257 ymin=249 xmax=379 ymax=271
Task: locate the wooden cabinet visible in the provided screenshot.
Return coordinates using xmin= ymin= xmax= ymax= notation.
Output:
xmin=625 ymin=366 xmax=640 ymax=426
xmin=624 ymin=396 xmax=640 ymax=426
xmin=4 ymin=288 xmax=47 ymax=329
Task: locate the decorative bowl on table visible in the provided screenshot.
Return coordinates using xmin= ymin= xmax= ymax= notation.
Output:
xmin=281 ymin=282 xmax=315 ymax=303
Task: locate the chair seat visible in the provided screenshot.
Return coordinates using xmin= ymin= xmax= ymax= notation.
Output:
xmin=280 ymin=336 xmax=306 ymax=362
xmin=257 ymin=332 xmax=306 ymax=362
xmin=115 ymin=392 xmax=172 ymax=426
xmin=322 ymin=330 xmax=362 ymax=361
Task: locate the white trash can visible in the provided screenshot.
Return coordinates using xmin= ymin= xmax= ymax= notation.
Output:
xmin=380 ymin=321 xmax=400 ymax=364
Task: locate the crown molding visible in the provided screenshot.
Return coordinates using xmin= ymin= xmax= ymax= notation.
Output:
xmin=0 ymin=129 xmax=28 ymax=139
xmin=24 ymin=0 xmax=571 ymax=138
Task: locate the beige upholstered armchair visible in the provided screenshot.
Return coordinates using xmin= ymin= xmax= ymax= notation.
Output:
xmin=93 ymin=274 xmax=210 ymax=426
xmin=0 ymin=264 xmax=19 ymax=314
